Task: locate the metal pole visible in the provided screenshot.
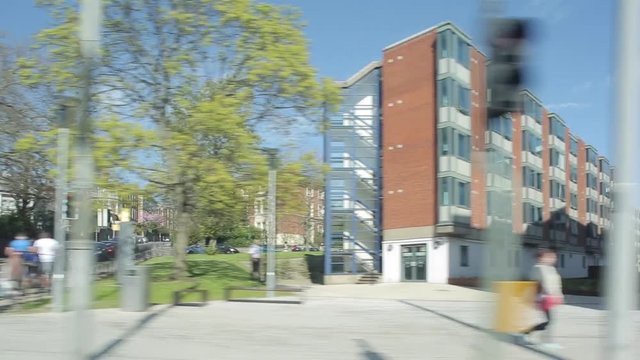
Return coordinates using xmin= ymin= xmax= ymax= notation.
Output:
xmin=606 ymin=1 xmax=639 ymax=359
xmin=52 ymin=105 xmax=71 ymax=312
xmin=69 ymin=1 xmax=101 ymax=359
xmin=266 ymin=167 xmax=277 ymax=297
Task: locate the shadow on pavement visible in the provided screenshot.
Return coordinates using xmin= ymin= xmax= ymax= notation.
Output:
xmin=89 ymin=305 xmax=173 ymax=360
xmin=399 ymin=300 xmax=568 ymax=360
xmin=353 ymin=339 xmax=388 ymax=360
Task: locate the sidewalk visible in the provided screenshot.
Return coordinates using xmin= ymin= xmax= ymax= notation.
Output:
xmin=0 ymin=283 xmax=636 ymax=360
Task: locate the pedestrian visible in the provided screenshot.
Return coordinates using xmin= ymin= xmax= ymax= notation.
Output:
xmin=4 ymin=233 xmax=33 ymax=292
xmin=248 ymin=240 xmax=262 ymax=281
xmin=520 ymin=248 xmax=564 ymax=349
xmin=33 ymin=232 xmax=59 ymax=291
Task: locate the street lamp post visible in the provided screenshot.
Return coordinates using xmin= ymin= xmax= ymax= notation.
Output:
xmin=265 ymin=148 xmax=278 ymax=297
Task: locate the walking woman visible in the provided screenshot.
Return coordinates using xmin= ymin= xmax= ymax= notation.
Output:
xmin=521 ymin=248 xmax=564 ymax=349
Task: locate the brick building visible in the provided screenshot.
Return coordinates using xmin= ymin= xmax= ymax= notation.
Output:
xmin=324 ymin=21 xmax=612 ymax=284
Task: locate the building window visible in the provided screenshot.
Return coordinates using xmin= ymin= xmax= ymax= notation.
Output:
xmin=570 ymin=165 xmax=578 ymax=183
xmin=550 ymin=180 xmax=566 ymax=200
xmin=570 ymin=193 xmax=578 ymax=210
xmin=550 ymin=117 xmax=566 ymax=141
xmin=487 ymin=190 xmax=511 ymax=218
xmin=587 ymin=198 xmax=598 ymax=214
xmin=522 ymin=130 xmax=542 ymax=157
xmin=560 ymin=253 xmax=565 ymax=268
xmin=460 ymin=245 xmax=469 ymax=267
xmin=570 ymin=137 xmax=578 ymax=156
xmin=438 ymin=77 xmax=470 ymax=115
xmin=550 ymin=149 xmax=565 ymax=170
xmin=523 ymin=95 xmax=542 ymax=124
xmin=439 ymin=127 xmax=470 ymax=161
xmin=569 ymin=219 xmax=579 ymax=235
xmin=582 ymin=256 xmax=586 ymax=268
xmin=523 ymin=202 xmax=543 ymax=224
xmin=486 ymin=149 xmax=512 ymax=179
xmin=522 ymin=166 xmax=543 ymax=191
xmin=488 ymin=115 xmax=513 ymax=140
xmin=439 ymin=177 xmax=470 ymax=208
xmin=587 ymin=173 xmax=598 ymax=190
xmin=600 ymin=159 xmax=611 ymax=177
xmin=586 ymin=147 xmax=598 ymax=165
xmin=437 ymin=29 xmax=470 ymax=68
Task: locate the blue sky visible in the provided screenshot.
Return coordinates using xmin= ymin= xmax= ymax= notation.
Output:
xmin=0 ymin=0 xmax=615 ymax=159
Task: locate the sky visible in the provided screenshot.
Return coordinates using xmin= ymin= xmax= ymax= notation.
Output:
xmin=0 ymin=0 xmax=616 ymax=160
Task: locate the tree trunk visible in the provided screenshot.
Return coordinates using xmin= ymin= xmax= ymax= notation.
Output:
xmin=172 ymin=210 xmax=190 ymax=279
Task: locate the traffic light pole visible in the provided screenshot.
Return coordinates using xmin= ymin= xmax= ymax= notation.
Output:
xmin=605 ymin=1 xmax=640 ymax=359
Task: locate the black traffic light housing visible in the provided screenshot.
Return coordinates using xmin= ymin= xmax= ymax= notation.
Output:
xmin=487 ymin=18 xmax=529 ymax=118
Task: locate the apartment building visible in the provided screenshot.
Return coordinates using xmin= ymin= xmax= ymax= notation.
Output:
xmin=324 ymin=21 xmax=612 ymax=284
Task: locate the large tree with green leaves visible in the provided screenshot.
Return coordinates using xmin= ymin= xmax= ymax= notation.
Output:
xmin=23 ymin=0 xmax=338 ymax=278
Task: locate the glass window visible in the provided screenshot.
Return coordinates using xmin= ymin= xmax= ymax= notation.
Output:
xmin=457 ymin=181 xmax=470 ymax=207
xmin=440 ymin=178 xmax=450 ymax=206
xmin=460 ymin=245 xmax=469 ymax=267
xmin=570 ymin=219 xmax=579 ymax=235
xmin=438 ymin=77 xmax=470 ymax=115
xmin=570 ymin=137 xmax=578 ymax=156
xmin=550 ymin=117 xmax=566 ymax=141
xmin=458 ymin=86 xmax=470 ymax=115
xmin=550 ymin=149 xmax=565 ymax=169
xmin=438 ymin=78 xmax=450 ymax=107
xmin=488 ymin=115 xmax=513 ymax=140
xmin=587 ymin=173 xmax=597 ymax=190
xmin=522 ymin=130 xmax=542 ymax=157
xmin=570 ymin=193 xmax=578 ymax=210
xmin=486 ymin=149 xmax=512 ymax=179
xmin=439 ymin=128 xmax=450 ymax=155
xmin=523 ymin=166 xmax=543 ymax=190
xmin=570 ymin=165 xmax=578 ymax=183
xmin=550 ymin=180 xmax=566 ymax=200
xmin=439 ymin=177 xmax=470 ymax=208
xmin=523 ymin=95 xmax=542 ymax=124
xmin=487 ymin=190 xmax=511 ymax=218
xmin=437 ymin=30 xmax=451 ymax=59
xmin=457 ymin=132 xmax=470 ymax=161
xmin=600 ymin=160 xmax=611 ymax=176
xmin=523 ymin=202 xmax=543 ymax=223
xmin=587 ymin=198 xmax=598 ymax=214
xmin=456 ymin=38 xmax=470 ymax=68
xmin=586 ymin=148 xmax=598 ymax=165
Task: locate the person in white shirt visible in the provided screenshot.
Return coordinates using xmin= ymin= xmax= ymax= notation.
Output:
xmin=33 ymin=232 xmax=60 ymax=290
xmin=520 ymin=248 xmax=564 ymax=348
xmin=248 ymin=241 xmax=262 ymax=281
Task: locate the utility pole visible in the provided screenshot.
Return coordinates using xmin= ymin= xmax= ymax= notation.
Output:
xmin=69 ymin=1 xmax=101 ymax=359
xmin=265 ymin=148 xmax=278 ymax=297
xmin=606 ymin=0 xmax=639 ymax=359
xmin=52 ymin=100 xmax=73 ymax=312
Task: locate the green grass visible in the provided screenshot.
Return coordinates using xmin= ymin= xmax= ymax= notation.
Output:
xmin=93 ymin=252 xmax=315 ymax=308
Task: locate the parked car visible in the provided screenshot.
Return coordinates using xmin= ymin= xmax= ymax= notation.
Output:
xmin=95 ymin=242 xmax=115 ymax=262
xmin=186 ymin=244 xmax=206 ymax=254
xmin=291 ymin=245 xmax=320 ymax=252
xmin=216 ymin=244 xmax=239 ymax=254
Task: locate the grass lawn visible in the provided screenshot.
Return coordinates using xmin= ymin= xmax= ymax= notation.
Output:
xmin=93 ymin=252 xmax=317 ymax=308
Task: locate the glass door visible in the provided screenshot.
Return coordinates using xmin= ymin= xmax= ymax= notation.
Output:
xmin=402 ymin=244 xmax=427 ymax=281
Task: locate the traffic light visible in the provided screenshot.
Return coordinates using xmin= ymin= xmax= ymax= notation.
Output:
xmin=487 ymin=18 xmax=529 ymax=117
xmin=65 ymin=191 xmax=78 ymax=219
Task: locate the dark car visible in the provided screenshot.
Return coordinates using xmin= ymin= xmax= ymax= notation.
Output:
xmin=186 ymin=244 xmax=206 ymax=254
xmin=216 ymin=244 xmax=239 ymax=254
xmin=95 ymin=242 xmax=115 ymax=262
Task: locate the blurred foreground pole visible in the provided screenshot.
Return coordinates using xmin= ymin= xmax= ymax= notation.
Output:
xmin=606 ymin=0 xmax=640 ymax=359
xmin=69 ymin=0 xmax=101 ymax=359
xmin=266 ymin=149 xmax=278 ymax=297
xmin=52 ymin=102 xmax=72 ymax=312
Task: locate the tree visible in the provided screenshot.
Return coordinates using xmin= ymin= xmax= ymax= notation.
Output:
xmin=25 ymin=0 xmax=339 ymax=278
xmin=0 ymin=42 xmax=55 ymax=225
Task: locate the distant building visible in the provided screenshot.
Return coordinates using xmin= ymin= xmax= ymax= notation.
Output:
xmin=249 ymin=187 xmax=324 ymax=246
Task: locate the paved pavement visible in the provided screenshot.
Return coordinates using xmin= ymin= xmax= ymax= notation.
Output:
xmin=0 ymin=283 xmax=638 ymax=360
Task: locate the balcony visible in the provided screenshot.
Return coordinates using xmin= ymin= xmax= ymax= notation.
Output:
xmin=521 ymin=151 xmax=543 ymax=169
xmin=569 ymin=181 xmax=578 ymax=192
xmin=485 ymin=131 xmax=513 ymax=153
xmin=569 ymin=153 xmax=577 ymax=165
xmin=549 ymin=198 xmax=566 ymax=211
xmin=486 ymin=173 xmax=511 ymax=189
xmin=549 ymin=166 xmax=565 ymax=181
xmin=586 ymin=162 xmax=598 ymax=174
xmin=439 ymin=107 xmax=471 ymax=130
xmin=586 ymin=187 xmax=598 ymax=199
xmin=568 ymin=208 xmax=578 ymax=218
xmin=522 ymin=187 xmax=543 ymax=203
xmin=438 ymin=206 xmax=471 ymax=225
xmin=587 ymin=212 xmax=599 ymax=224
xmin=548 ymin=135 xmax=565 ymax=150
xmin=438 ymin=58 xmax=471 ymax=85
xmin=521 ymin=115 xmax=542 ymax=135
xmin=523 ymin=223 xmax=543 ymax=239
xmin=439 ymin=156 xmax=472 ymax=177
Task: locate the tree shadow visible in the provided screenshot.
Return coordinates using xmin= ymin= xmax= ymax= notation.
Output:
xmin=353 ymin=339 xmax=388 ymax=360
